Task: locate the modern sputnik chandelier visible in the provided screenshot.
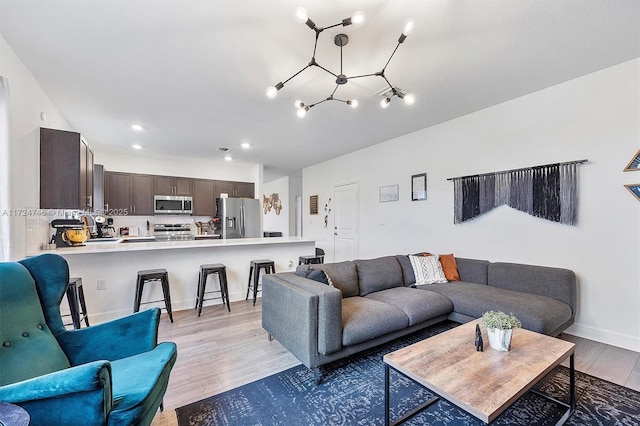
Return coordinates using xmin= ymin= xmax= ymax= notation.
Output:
xmin=266 ymin=7 xmax=415 ymax=118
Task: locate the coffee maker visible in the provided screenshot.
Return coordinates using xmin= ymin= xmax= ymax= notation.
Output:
xmin=51 ymin=219 xmax=86 ymax=247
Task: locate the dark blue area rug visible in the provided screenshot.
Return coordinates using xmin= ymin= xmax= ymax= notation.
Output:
xmin=176 ymin=322 xmax=640 ymax=425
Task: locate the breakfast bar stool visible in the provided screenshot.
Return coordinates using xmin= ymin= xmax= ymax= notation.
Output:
xmin=63 ymin=277 xmax=90 ymax=329
xmin=195 ymin=263 xmax=230 ymax=316
xmin=134 ymin=269 xmax=174 ymax=322
xmin=246 ymin=259 xmax=275 ymax=306
xmin=298 ymin=248 xmax=325 ymax=265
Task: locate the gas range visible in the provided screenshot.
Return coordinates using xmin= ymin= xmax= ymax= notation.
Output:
xmin=153 ymin=223 xmax=195 ymax=241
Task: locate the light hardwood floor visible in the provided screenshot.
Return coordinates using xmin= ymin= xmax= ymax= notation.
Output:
xmin=151 ymin=300 xmax=640 ymax=426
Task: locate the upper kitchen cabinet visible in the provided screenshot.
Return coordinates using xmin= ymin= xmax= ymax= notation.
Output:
xmin=214 ymin=180 xmax=254 ymax=199
xmin=154 ymin=175 xmax=192 ymax=196
xmin=104 ymin=172 xmax=154 ymax=216
xmin=192 ymin=179 xmax=215 ymax=216
xmin=40 ymin=128 xmax=94 ymax=210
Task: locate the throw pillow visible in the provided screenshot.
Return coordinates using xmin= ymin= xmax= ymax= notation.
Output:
xmin=409 ymin=254 xmax=448 ymax=285
xmin=296 ymin=265 xmax=331 ymax=285
xmin=439 ymin=253 xmax=460 ymax=281
xmin=308 ymin=269 xmax=330 ymax=285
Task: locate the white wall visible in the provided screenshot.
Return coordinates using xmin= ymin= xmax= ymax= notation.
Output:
xmin=303 ymin=59 xmax=640 ymax=352
xmin=96 ymin=147 xmax=259 ymax=184
xmin=262 ymin=176 xmax=290 ymax=237
xmin=0 ymin=34 xmax=73 ymax=260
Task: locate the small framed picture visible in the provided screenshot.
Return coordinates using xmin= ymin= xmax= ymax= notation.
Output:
xmin=624 ymin=184 xmax=640 ymax=201
xmin=379 ymin=184 xmax=399 ymax=202
xmin=411 ymin=173 xmax=427 ymax=201
xmin=624 ymin=149 xmax=640 ymax=172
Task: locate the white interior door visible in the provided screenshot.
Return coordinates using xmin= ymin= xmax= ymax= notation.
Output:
xmin=333 ymin=182 xmax=359 ymax=262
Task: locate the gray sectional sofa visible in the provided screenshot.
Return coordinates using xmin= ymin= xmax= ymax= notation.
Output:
xmin=262 ymin=255 xmax=576 ymax=381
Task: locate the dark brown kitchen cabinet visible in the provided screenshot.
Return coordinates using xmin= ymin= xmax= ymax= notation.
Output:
xmin=155 ymin=176 xmax=192 ymax=196
xmin=192 ymin=179 xmax=215 ymax=216
xmin=105 ymin=172 xmax=154 ymax=216
xmin=131 ymin=174 xmax=155 ymax=215
xmin=40 ymin=128 xmax=94 ymax=210
xmin=214 ymin=180 xmax=254 ymax=199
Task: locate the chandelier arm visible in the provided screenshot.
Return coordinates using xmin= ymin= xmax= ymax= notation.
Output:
xmin=347 ymin=72 xmax=380 ymax=80
xmin=329 ymin=85 xmax=339 ymax=97
xmin=312 ymin=32 xmax=320 ymax=58
xmin=381 ymin=42 xmax=402 ymax=73
xmin=282 ymin=64 xmax=312 ymax=85
xmin=308 ymin=98 xmax=330 ymax=108
xmin=323 ymin=22 xmax=346 ymax=31
xmin=315 ymin=63 xmax=339 ymax=78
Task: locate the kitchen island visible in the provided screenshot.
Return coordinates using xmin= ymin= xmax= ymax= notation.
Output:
xmin=31 ymin=237 xmax=316 ymax=324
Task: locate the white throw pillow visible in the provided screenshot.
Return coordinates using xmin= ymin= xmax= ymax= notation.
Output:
xmin=409 ymin=255 xmax=448 ymax=285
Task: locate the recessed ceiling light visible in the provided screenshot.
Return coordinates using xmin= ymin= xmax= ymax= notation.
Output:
xmin=224 ymin=155 xmax=232 ymax=161
xmin=132 ymin=144 xmax=142 ymax=150
xmin=131 ymin=124 xmax=144 ymax=132
xmin=241 ymin=142 xmax=251 ymax=149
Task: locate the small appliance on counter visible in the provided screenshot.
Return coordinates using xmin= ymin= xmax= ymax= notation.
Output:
xmin=51 ymin=219 xmax=88 ymax=247
xmin=94 ymin=216 xmax=116 ymax=238
xmin=153 ymin=223 xmax=195 ymax=241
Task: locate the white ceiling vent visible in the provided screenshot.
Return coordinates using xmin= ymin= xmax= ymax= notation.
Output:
xmin=217 ymin=146 xmax=230 ymax=152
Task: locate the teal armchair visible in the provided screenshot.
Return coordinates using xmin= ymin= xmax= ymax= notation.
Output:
xmin=0 ymin=254 xmax=177 ymax=425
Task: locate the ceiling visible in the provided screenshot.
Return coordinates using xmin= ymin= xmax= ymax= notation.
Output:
xmin=1 ymin=1 xmax=638 ymax=180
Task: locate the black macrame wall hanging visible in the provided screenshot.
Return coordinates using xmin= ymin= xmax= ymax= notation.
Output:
xmin=448 ymin=159 xmax=587 ymax=225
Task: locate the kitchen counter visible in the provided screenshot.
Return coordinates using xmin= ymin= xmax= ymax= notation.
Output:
xmin=35 ymin=237 xmax=317 ymax=324
xmin=42 ymin=236 xmax=309 ymax=255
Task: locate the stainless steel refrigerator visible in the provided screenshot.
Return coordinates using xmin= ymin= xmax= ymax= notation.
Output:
xmin=216 ymin=198 xmax=261 ymax=239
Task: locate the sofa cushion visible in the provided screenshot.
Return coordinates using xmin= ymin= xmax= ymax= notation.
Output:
xmin=395 ymin=255 xmax=416 ymax=286
xmin=409 ymin=255 xmax=448 ymax=284
xmin=365 ymin=287 xmax=453 ymax=326
xmin=488 ymin=262 xmax=576 ymax=310
xmin=312 ymin=261 xmax=359 ymax=297
xmin=341 ymin=297 xmax=409 ymax=346
xmin=425 ymin=281 xmax=572 ymax=335
xmin=455 ymin=258 xmax=490 ymax=284
xmin=354 ymin=256 xmax=404 ymax=296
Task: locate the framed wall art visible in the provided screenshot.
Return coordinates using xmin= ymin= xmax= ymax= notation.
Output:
xmin=379 ymin=184 xmax=399 ymax=202
xmin=623 ymin=149 xmax=640 ymax=172
xmin=411 ymin=173 xmax=427 ymax=201
xmin=624 ymin=184 xmax=640 ymax=201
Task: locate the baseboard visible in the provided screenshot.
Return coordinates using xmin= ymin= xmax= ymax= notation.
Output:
xmin=564 ymin=322 xmax=640 ymax=352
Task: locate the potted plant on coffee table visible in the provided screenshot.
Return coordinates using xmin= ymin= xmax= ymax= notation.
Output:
xmin=482 ymin=311 xmax=522 ymax=352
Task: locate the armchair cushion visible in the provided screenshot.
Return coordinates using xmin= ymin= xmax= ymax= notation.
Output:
xmin=0 ymin=263 xmax=70 ymax=386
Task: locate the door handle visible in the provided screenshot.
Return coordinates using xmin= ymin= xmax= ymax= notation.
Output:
xmin=334 ymin=232 xmax=338 ymax=236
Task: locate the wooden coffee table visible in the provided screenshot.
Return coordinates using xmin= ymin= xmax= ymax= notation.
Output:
xmin=383 ymin=319 xmax=575 ymax=425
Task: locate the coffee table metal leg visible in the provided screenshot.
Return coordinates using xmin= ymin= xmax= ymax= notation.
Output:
xmin=385 ymin=364 xmax=440 ymax=426
xmin=385 ymin=364 xmax=390 ymax=426
xmin=530 ymin=353 xmax=576 ymax=426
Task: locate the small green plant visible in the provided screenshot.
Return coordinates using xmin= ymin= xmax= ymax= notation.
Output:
xmin=482 ymin=311 xmax=522 ymax=330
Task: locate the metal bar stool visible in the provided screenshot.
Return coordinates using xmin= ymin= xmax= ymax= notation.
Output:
xmin=246 ymin=259 xmax=275 ymax=306
xmin=298 ymin=248 xmax=325 ymax=265
xmin=134 ymin=269 xmax=173 ymax=322
xmin=63 ymin=277 xmax=90 ymax=329
xmin=195 ymin=263 xmax=230 ymax=316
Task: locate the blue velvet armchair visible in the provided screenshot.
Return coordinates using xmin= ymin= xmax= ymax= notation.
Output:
xmin=0 ymin=254 xmax=177 ymax=425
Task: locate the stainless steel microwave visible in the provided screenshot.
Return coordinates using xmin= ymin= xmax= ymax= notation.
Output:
xmin=154 ymin=195 xmax=193 ymax=215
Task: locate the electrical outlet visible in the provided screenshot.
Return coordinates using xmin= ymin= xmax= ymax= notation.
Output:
xmin=97 ymin=279 xmax=106 ymax=290
xmin=288 ymin=260 xmax=293 ymax=268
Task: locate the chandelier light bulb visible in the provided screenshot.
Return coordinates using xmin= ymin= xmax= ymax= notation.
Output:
xmin=296 ymin=107 xmax=307 ymax=118
xmin=266 ymin=86 xmax=278 ymax=99
xmin=403 ymin=19 xmax=415 ymax=36
xmin=380 ymin=98 xmax=391 ymax=109
xmin=351 ymin=11 xmax=366 ymax=25
xmin=403 ymin=93 xmax=416 ymax=105
xmin=347 ymin=99 xmax=359 ymax=108
xmin=295 ymin=7 xmax=308 ymax=24
xmin=294 ymin=100 xmax=304 ymax=108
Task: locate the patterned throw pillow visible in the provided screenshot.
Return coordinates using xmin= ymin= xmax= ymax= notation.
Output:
xmin=409 ymin=254 xmax=448 ymax=284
